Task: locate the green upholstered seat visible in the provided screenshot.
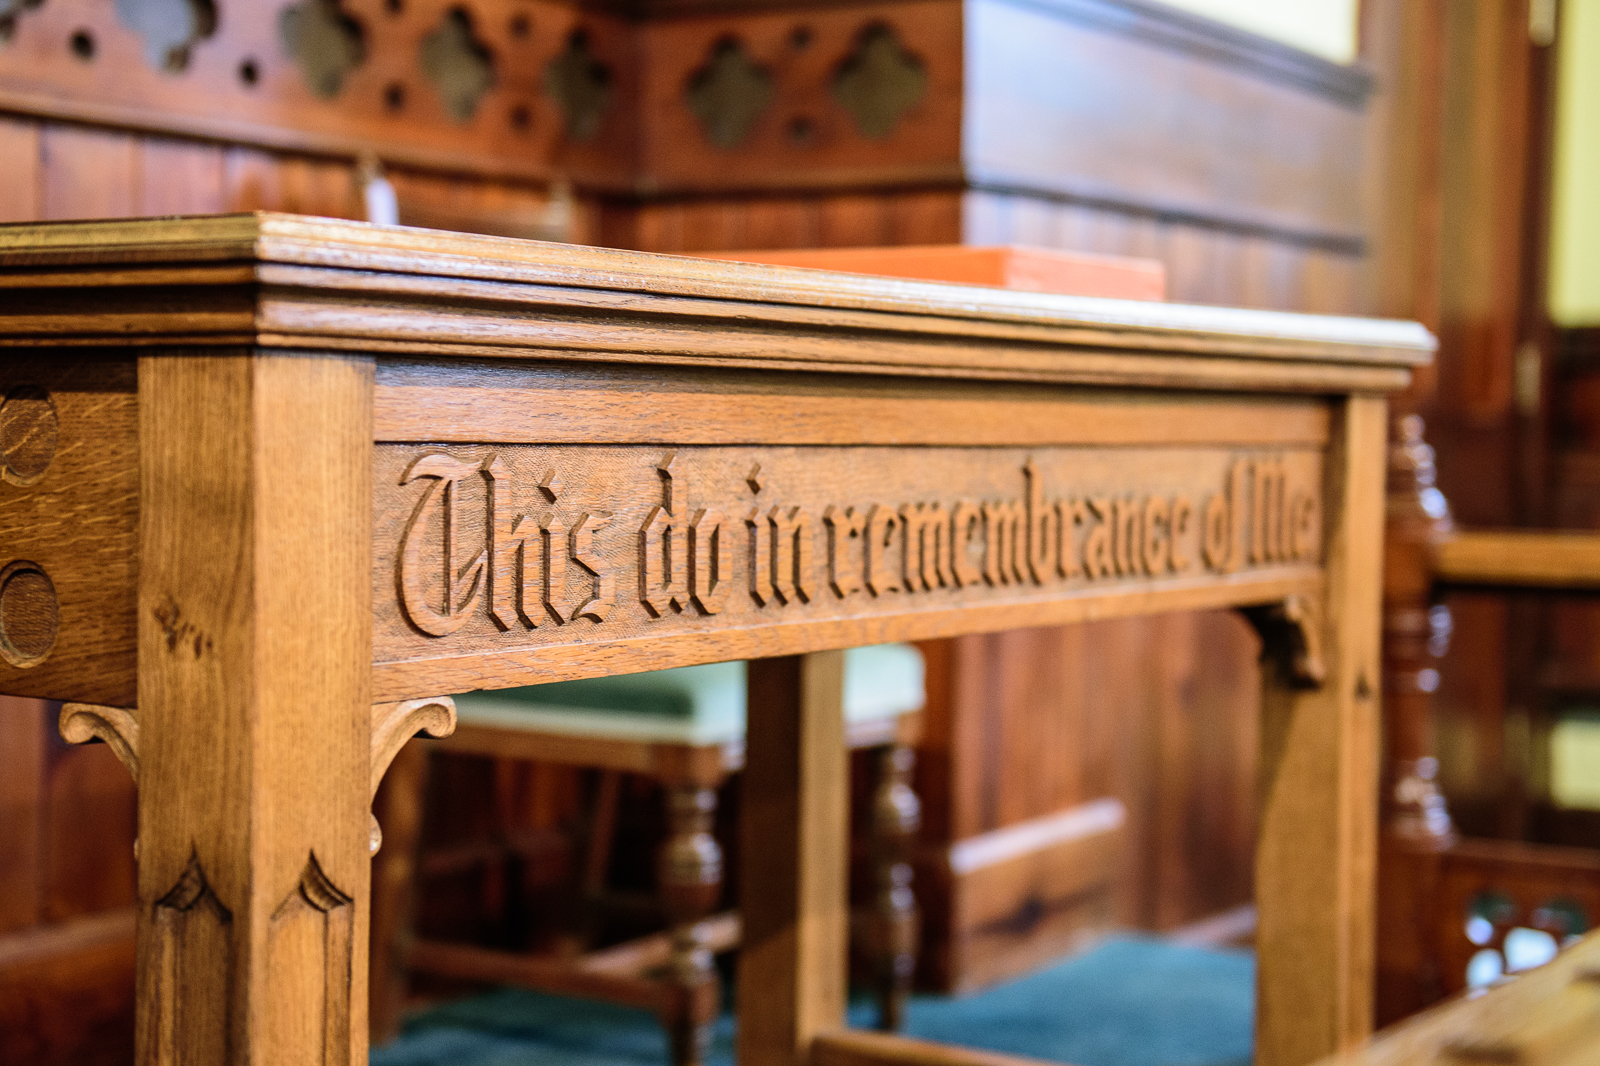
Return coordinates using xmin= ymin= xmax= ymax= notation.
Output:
xmin=452 ymin=644 xmax=924 ymax=747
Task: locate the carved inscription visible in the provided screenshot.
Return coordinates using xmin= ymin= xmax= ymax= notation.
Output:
xmin=377 ymin=446 xmax=1321 ymax=655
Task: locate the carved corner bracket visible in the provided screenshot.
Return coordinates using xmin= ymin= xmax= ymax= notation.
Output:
xmin=1243 ymin=593 xmax=1327 ymax=689
xmin=369 ymin=696 xmax=457 ymax=855
xmin=59 ymin=702 xmax=141 ymax=783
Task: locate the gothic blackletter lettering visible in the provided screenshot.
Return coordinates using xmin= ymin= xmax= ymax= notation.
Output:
xmin=1170 ymin=496 xmax=1194 ymax=572
xmin=571 ymin=512 xmax=614 ymax=622
xmin=982 ymin=499 xmax=1025 ymax=586
xmin=865 ymin=505 xmax=902 ymax=596
xmin=900 ymin=503 xmax=949 ymax=592
xmin=1142 ymin=496 xmax=1170 ymax=575
xmin=1203 ymin=462 xmax=1243 ymax=573
xmin=690 ymin=508 xmax=730 ymax=614
xmin=1111 ymin=496 xmax=1141 ymax=576
xmin=398 ymin=453 xmax=488 ymax=637
xmin=824 ymin=505 xmax=865 ymax=598
xmin=1083 ymin=498 xmax=1114 ymax=579
xmin=770 ymin=506 xmax=814 ymax=604
xmin=482 ymin=456 xmax=539 ymax=630
xmin=949 ymin=501 xmax=983 ymax=587
xmin=639 ymin=454 xmax=689 ymax=617
xmin=747 ymin=508 xmax=773 ymax=606
xmin=1024 ymin=461 xmax=1056 ymax=585
xmin=1056 ymin=500 xmax=1086 ymax=578
xmin=540 ymin=515 xmax=570 ymax=624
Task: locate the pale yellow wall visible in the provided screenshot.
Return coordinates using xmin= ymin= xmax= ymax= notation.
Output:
xmin=1150 ymin=0 xmax=1359 ymax=64
xmin=1551 ymin=0 xmax=1600 ymax=325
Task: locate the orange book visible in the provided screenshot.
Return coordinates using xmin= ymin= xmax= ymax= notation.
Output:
xmin=696 ymin=244 xmax=1165 ymax=301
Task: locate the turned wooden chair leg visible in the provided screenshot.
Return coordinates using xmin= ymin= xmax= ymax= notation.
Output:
xmin=871 ymin=742 xmax=921 ymax=1031
xmin=660 ymin=783 xmax=724 ymax=1066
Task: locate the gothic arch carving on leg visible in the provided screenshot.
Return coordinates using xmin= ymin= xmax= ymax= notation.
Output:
xmin=267 ymin=852 xmax=355 ymax=1066
xmin=1243 ymin=593 xmax=1327 ymax=689
xmin=142 ymin=849 xmax=234 ymax=1064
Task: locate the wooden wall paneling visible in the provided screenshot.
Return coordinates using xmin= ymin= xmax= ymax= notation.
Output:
xmin=0 ymin=910 xmax=137 ymax=1066
xmin=221 ymin=144 xmax=287 ymax=213
xmin=136 ymin=137 xmax=226 ymax=217
xmin=888 ymin=190 xmax=961 ymax=246
xmin=1357 ymin=0 xmax=1445 ymax=347
xmin=41 ymin=743 xmax=137 ymax=923
xmin=0 ymin=696 xmax=45 ymax=935
xmin=963 ymin=0 xmax=1368 ymax=248
xmin=0 ymin=116 xmax=41 ymax=223
xmin=38 ymin=125 xmax=137 ymax=221
xmin=743 ymin=198 xmax=823 ymax=250
xmin=819 ymin=193 xmax=895 ymax=249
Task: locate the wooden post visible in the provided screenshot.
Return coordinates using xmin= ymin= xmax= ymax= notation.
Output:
xmin=136 ymin=351 xmax=373 ymax=1065
xmin=739 ymin=651 xmax=850 ymax=1066
xmin=1373 ymin=414 xmax=1457 ymax=1023
xmin=1254 ymin=396 xmax=1386 ymax=1066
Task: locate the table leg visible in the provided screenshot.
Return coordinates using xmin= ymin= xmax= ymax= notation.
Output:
xmin=135 ymin=352 xmax=373 ymax=1066
xmin=1253 ymin=396 xmax=1385 ymax=1066
xmin=740 ymin=651 xmax=849 ymax=1066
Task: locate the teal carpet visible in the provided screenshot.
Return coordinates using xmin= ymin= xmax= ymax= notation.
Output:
xmin=372 ymin=936 xmax=1253 ymax=1066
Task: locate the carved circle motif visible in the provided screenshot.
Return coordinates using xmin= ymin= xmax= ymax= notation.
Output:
xmin=0 ymin=560 xmax=59 ymax=668
xmin=0 ymin=385 xmax=58 ymax=486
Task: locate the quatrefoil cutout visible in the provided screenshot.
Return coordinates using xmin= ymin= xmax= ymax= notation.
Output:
xmin=545 ymin=30 xmax=611 ymax=142
xmin=279 ymin=0 xmax=366 ymax=100
xmin=115 ymin=0 xmax=216 ymax=73
xmin=421 ymin=7 xmax=495 ymax=123
xmin=833 ymin=24 xmax=926 ymax=140
xmin=0 ymin=0 xmax=43 ymax=46
xmin=685 ymin=38 xmax=774 ymax=149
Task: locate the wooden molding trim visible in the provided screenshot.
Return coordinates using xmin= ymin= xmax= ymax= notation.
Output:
xmin=811 ymin=1029 xmax=1061 ymax=1066
xmin=965 ymin=167 xmax=1366 ymax=255
xmin=0 ymin=215 xmax=1432 ymax=382
xmin=985 ymin=0 xmax=1370 ymax=108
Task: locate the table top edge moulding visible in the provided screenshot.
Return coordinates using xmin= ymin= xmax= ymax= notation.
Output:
xmin=0 ymin=213 xmax=1434 ymax=709
xmin=0 ymin=214 xmax=1430 ymax=393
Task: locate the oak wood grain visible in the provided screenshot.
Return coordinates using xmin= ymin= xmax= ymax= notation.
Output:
xmin=1433 ymin=531 xmax=1600 ymax=590
xmin=136 ymin=350 xmax=372 ymax=1065
xmin=813 ymin=1029 xmax=1061 ymax=1066
xmin=740 ymin=651 xmax=850 ymax=1066
xmin=1255 ymin=396 xmax=1387 ymax=1066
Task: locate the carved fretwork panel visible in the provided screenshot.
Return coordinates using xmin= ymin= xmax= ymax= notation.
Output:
xmin=372 ymin=439 xmax=1326 ymax=697
xmin=141 ymin=852 xmax=234 ymax=1065
xmin=419 ymin=6 xmax=495 ymax=123
xmin=685 ymin=37 xmax=775 ymax=148
xmin=640 ymin=0 xmax=960 ymax=191
xmin=266 ymin=853 xmax=355 ymax=1066
xmin=0 ymin=0 xmax=637 ymax=185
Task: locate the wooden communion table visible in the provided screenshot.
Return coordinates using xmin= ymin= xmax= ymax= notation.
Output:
xmin=0 ymin=215 xmax=1430 ymax=1066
